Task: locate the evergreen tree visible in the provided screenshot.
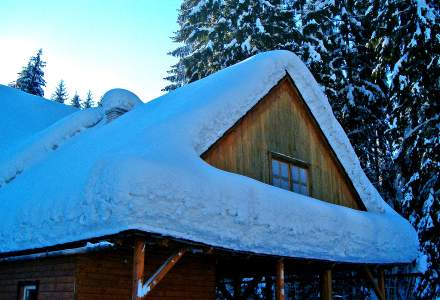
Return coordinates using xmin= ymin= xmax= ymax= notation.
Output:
xmin=13 ymin=49 xmax=46 ymax=97
xmin=97 ymin=95 xmax=104 ymax=107
xmin=51 ymin=80 xmax=69 ymax=104
xmin=71 ymin=92 xmax=82 ymax=109
xmin=370 ymin=0 xmax=439 ymax=298
xmin=164 ymin=0 xmax=298 ymax=91
xmin=315 ymin=0 xmax=392 ymax=201
xmin=83 ymin=90 xmax=94 ymax=108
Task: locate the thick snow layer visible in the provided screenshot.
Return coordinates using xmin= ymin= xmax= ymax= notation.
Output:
xmin=101 ymin=88 xmax=143 ymax=113
xmin=0 ymin=51 xmax=418 ymax=263
xmin=0 ymin=85 xmax=75 ymax=150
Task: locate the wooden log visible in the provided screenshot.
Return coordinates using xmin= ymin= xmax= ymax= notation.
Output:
xmin=363 ymin=266 xmax=385 ymax=300
xmin=276 ymin=259 xmax=285 ymax=300
xmin=131 ymin=238 xmax=146 ymax=300
xmin=138 ymin=248 xmax=186 ymax=297
xmin=320 ymin=269 xmax=332 ymax=300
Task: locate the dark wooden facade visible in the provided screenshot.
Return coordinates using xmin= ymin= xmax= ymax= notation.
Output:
xmin=0 ymin=256 xmax=75 ymax=299
xmin=202 ymin=77 xmax=364 ymax=210
xmin=0 ymin=246 xmax=216 ymax=300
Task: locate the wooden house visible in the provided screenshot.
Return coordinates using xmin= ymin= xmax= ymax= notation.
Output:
xmin=0 ymin=51 xmax=418 ymax=300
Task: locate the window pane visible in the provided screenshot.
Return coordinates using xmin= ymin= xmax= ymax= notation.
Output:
xmin=293 ymin=183 xmax=300 ymax=193
xmin=291 ymin=165 xmax=299 ymax=183
xmin=300 ymin=168 xmax=307 ymax=184
xmin=21 ymin=285 xmax=37 ymax=300
xmin=280 ymin=178 xmax=290 ymax=190
xmin=272 ymin=160 xmax=279 ymax=176
xmin=280 ymin=162 xmax=288 ymax=178
xmin=300 ymin=184 xmax=308 ymax=195
xmin=273 ymin=176 xmax=281 ymax=187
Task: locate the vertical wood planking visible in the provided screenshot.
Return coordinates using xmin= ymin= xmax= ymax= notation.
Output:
xmin=202 ymin=78 xmax=363 ymax=210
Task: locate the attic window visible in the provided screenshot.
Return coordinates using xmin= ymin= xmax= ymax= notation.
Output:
xmin=271 ymin=155 xmax=309 ymax=196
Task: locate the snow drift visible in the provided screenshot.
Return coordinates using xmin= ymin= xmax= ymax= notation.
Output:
xmin=0 ymin=51 xmax=418 ymax=263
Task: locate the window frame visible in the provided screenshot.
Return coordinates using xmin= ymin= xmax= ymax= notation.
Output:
xmin=269 ymin=151 xmax=312 ymax=196
xmin=17 ymin=281 xmax=39 ymax=300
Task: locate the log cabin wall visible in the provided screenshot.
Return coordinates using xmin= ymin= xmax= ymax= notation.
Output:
xmin=0 ymin=256 xmax=75 ymax=300
xmin=74 ymin=249 xmax=132 ymax=300
xmin=0 ymin=246 xmax=216 ymax=300
xmin=142 ymin=251 xmax=216 ymax=300
xmin=74 ymin=247 xmax=216 ymax=300
xmin=202 ymin=77 xmax=364 ymax=210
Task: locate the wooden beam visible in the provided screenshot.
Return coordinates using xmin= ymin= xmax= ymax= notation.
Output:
xmin=131 ymin=238 xmax=146 ymax=300
xmin=320 ymin=269 xmax=332 ymax=300
xmin=363 ymin=266 xmax=385 ymax=300
xmin=138 ymin=248 xmax=186 ymax=298
xmin=276 ymin=259 xmax=285 ymax=300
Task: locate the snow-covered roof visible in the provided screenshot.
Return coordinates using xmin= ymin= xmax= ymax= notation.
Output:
xmin=0 ymin=85 xmax=75 ymax=149
xmin=0 ymin=51 xmax=418 ymax=264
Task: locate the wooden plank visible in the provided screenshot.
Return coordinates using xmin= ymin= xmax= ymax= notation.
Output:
xmin=139 ymin=248 xmax=186 ymax=298
xmin=276 ymin=259 xmax=285 ymax=300
xmin=320 ymin=269 xmax=332 ymax=300
xmin=131 ymin=238 xmax=146 ymax=300
xmin=363 ymin=266 xmax=385 ymax=300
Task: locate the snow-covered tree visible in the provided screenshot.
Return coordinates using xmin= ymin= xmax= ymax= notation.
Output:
xmin=83 ymin=90 xmax=94 ymax=108
xmin=71 ymin=92 xmax=82 ymax=109
xmin=370 ymin=0 xmax=439 ymax=298
xmin=13 ymin=49 xmax=46 ymax=97
xmin=51 ymin=80 xmax=68 ymax=104
xmin=164 ymin=0 xmax=298 ymax=91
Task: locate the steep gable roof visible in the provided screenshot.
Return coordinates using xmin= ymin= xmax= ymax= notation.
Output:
xmin=0 ymin=51 xmax=418 ymax=264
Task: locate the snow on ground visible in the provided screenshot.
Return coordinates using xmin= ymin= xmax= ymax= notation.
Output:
xmin=0 ymin=51 xmax=418 ymax=263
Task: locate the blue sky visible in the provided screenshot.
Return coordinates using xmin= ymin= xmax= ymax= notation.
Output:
xmin=0 ymin=0 xmax=182 ymax=102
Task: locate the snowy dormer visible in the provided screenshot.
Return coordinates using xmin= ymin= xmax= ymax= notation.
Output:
xmin=101 ymin=89 xmax=142 ymax=123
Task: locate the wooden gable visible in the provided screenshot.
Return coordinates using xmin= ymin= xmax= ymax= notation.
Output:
xmin=202 ymin=76 xmax=365 ymax=210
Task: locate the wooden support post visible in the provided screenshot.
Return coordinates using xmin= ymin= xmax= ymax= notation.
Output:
xmin=276 ymin=259 xmax=285 ymax=300
xmin=363 ymin=266 xmax=385 ymax=300
xmin=320 ymin=269 xmax=332 ymax=300
xmin=138 ymin=248 xmax=186 ymax=298
xmin=131 ymin=238 xmax=146 ymax=300
xmin=378 ymin=268 xmax=386 ymax=299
